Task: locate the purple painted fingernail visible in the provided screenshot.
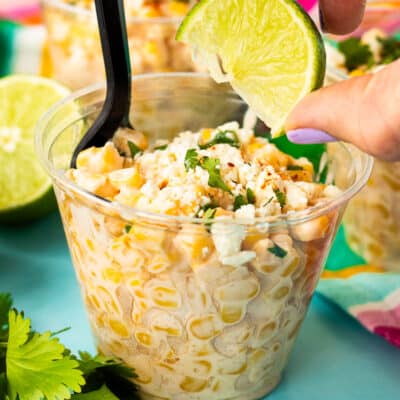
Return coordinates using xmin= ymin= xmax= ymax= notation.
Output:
xmin=287 ymin=128 xmax=338 ymax=144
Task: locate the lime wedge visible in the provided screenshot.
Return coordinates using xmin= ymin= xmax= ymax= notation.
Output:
xmin=0 ymin=75 xmax=70 ymax=224
xmin=177 ymin=0 xmax=326 ymax=136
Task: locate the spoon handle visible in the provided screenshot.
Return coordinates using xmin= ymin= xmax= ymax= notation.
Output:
xmin=71 ymin=0 xmax=131 ymax=167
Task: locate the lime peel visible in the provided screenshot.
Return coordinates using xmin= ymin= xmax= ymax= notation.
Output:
xmin=0 ymin=75 xmax=71 ymax=224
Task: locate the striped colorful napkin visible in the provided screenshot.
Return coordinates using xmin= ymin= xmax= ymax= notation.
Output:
xmin=1 ymin=0 xmax=399 ymax=350
xmin=322 ymin=228 xmax=400 ymax=348
xmin=0 ymin=0 xmax=44 ymax=77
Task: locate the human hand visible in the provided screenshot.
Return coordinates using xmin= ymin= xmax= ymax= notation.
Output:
xmin=285 ymin=1 xmax=400 ymax=162
xmin=286 ymin=60 xmax=400 ymax=161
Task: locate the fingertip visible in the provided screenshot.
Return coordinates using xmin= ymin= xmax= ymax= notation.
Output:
xmin=287 ymin=128 xmax=338 ymax=144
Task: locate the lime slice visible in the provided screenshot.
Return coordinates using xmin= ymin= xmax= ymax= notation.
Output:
xmin=177 ymin=0 xmax=326 ymax=136
xmin=0 ymin=75 xmax=70 ymax=224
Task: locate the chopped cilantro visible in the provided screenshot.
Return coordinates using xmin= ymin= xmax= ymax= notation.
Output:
xmin=273 ymin=188 xmax=287 ymax=209
xmin=379 ymin=36 xmax=400 ymax=64
xmin=287 ymin=165 xmax=304 ymax=171
xmin=338 ymin=37 xmax=374 ymax=71
xmin=246 ymin=188 xmax=256 ymax=204
xmin=268 ymin=243 xmax=288 ymax=258
xmin=195 ymin=203 xmax=217 ymax=218
xmin=203 ymin=208 xmax=217 ymax=220
xmin=200 ymin=157 xmax=232 ymax=194
xmin=127 ymin=141 xmax=142 ymax=158
xmin=233 ymin=195 xmax=247 ymax=211
xmin=124 ymin=225 xmax=132 ymax=234
xmin=199 ymin=130 xmax=240 ymax=149
xmin=184 ymin=149 xmax=200 ymax=171
xmin=154 ymin=144 xmax=168 ymax=151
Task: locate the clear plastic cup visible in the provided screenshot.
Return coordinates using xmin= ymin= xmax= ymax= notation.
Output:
xmin=36 ymin=73 xmax=372 ymax=400
xmin=41 ymin=0 xmax=202 ymax=89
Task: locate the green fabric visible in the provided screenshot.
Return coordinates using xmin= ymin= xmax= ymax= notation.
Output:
xmin=325 ymin=226 xmax=366 ymax=271
xmin=0 ymin=20 xmax=20 ymax=77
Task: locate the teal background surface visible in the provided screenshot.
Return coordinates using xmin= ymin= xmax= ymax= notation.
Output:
xmin=0 ymin=212 xmax=399 ymax=399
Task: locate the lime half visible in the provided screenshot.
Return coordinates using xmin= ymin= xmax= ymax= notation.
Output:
xmin=177 ymin=0 xmax=326 ymax=136
xmin=0 ymin=75 xmax=70 ymax=224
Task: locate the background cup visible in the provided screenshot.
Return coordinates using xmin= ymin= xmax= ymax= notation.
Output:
xmin=41 ymin=0 xmax=203 ymax=89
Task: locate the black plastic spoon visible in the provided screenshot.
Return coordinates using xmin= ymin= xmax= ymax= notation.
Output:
xmin=70 ymin=0 xmax=132 ymax=168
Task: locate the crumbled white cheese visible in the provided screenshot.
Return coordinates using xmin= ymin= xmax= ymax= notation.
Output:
xmin=211 ymin=222 xmax=246 ymax=259
xmin=235 ymin=204 xmax=256 ymax=220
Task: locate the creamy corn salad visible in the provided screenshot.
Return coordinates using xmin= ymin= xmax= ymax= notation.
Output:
xmin=60 ymin=123 xmax=342 ymax=399
xmin=42 ymin=0 xmax=201 ymax=89
xmin=327 ymin=29 xmax=400 ymax=270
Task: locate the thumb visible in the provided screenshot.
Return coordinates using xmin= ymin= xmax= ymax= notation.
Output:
xmin=285 ymin=60 xmax=400 ymax=161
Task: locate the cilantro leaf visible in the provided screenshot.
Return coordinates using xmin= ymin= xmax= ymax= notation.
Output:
xmin=127 ymin=141 xmax=142 ymax=158
xmin=287 ymin=165 xmax=304 ymax=171
xmin=246 ymin=188 xmax=255 ymax=204
xmin=184 ymin=149 xmax=200 ymax=171
xmin=268 ymin=243 xmax=288 ymax=258
xmin=273 ymin=188 xmax=286 ymax=209
xmin=124 ymin=225 xmax=132 ymax=234
xmin=203 ymin=208 xmax=216 ymax=220
xmin=77 ymin=352 xmax=134 ymax=380
xmin=0 ymin=294 xmax=12 ymax=331
xmin=233 ymin=195 xmax=247 ymax=211
xmin=379 ymin=36 xmax=400 ymax=64
xmin=72 ymin=385 xmax=118 ymax=400
xmin=199 ymin=130 xmax=240 ymax=149
xmin=200 ymin=157 xmax=232 ymax=194
xmin=338 ymin=37 xmax=374 ymax=71
xmin=6 ymin=310 xmax=85 ymax=400
xmin=195 ymin=203 xmax=217 ymax=218
xmin=75 ymin=352 xmax=137 ymax=399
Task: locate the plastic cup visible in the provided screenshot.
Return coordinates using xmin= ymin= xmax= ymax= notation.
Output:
xmin=36 ymin=73 xmax=372 ymax=400
xmin=41 ymin=0 xmax=202 ymax=89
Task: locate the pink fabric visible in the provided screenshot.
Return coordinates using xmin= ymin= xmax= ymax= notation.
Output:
xmin=298 ymin=0 xmax=318 ymax=11
xmin=356 ymin=304 xmax=400 ymax=331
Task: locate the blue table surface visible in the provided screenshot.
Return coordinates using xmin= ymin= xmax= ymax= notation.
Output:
xmin=0 ymin=212 xmax=399 ymax=400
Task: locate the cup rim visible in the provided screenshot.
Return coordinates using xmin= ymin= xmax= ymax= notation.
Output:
xmin=35 ymin=72 xmax=374 ymax=227
xmin=41 ymin=0 xmax=184 ymax=24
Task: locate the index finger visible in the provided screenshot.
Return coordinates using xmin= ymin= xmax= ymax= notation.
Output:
xmin=319 ymin=0 xmax=366 ymax=35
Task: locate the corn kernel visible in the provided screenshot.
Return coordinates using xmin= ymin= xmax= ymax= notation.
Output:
xmin=109 ymin=320 xmax=130 ymax=338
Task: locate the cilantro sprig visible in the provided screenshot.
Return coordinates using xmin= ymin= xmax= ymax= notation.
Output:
xmin=0 ymin=293 xmax=139 ymax=400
